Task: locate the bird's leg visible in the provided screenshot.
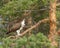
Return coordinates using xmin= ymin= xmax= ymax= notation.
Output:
xmin=16 ymin=27 xmax=23 ymax=36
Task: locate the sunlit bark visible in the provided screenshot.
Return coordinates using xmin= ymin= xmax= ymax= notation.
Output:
xmin=48 ymin=0 xmax=57 ymax=46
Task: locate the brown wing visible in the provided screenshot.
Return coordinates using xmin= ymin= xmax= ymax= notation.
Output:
xmin=6 ymin=22 xmax=21 ymax=34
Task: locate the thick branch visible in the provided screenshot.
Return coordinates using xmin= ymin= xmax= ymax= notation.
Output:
xmin=19 ymin=18 xmax=49 ymax=36
xmin=56 ymin=3 xmax=60 ymax=6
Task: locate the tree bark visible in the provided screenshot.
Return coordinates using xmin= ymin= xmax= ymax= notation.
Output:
xmin=48 ymin=0 xmax=57 ymax=46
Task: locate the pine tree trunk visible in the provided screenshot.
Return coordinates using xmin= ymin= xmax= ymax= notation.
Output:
xmin=48 ymin=0 xmax=57 ymax=46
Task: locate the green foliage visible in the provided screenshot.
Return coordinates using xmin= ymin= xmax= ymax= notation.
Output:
xmin=0 ymin=0 xmax=49 ymax=19
xmin=0 ymin=0 xmax=49 ymax=37
xmin=0 ymin=0 xmax=59 ymax=48
xmin=0 ymin=0 xmax=38 ymax=17
xmin=51 ymin=0 xmax=55 ymax=3
xmin=0 ymin=32 xmax=55 ymax=48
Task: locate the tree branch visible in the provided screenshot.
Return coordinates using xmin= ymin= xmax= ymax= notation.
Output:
xmin=19 ymin=18 xmax=49 ymax=36
xmin=56 ymin=3 xmax=60 ymax=6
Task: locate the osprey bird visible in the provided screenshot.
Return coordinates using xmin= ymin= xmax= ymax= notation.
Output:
xmin=6 ymin=19 xmax=26 ymax=35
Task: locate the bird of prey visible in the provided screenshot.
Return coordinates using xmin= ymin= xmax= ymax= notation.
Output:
xmin=6 ymin=19 xmax=26 ymax=35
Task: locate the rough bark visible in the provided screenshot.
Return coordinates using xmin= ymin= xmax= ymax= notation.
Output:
xmin=48 ymin=0 xmax=57 ymax=46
